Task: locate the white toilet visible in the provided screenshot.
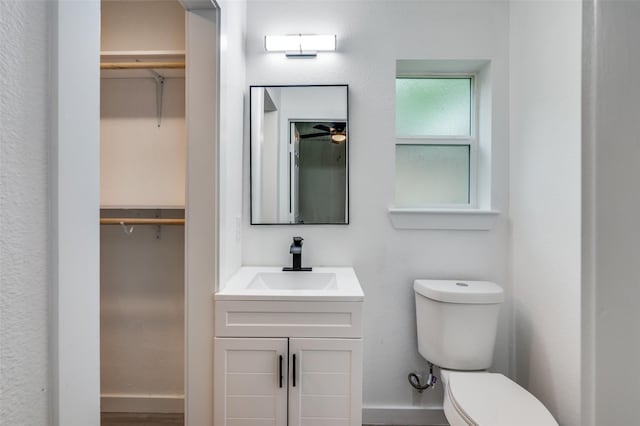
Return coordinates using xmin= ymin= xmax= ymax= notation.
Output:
xmin=414 ymin=279 xmax=558 ymax=426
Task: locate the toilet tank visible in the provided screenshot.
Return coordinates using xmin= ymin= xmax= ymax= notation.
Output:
xmin=414 ymin=280 xmax=504 ymax=370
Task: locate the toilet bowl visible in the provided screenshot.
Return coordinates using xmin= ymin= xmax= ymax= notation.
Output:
xmin=440 ymin=370 xmax=558 ymax=426
xmin=414 ymin=280 xmax=558 ymax=426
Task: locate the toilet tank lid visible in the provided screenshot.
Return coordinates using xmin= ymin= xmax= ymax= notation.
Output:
xmin=414 ymin=280 xmax=504 ymax=304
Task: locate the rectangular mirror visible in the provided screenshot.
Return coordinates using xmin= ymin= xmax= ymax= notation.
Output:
xmin=250 ymin=85 xmax=349 ymax=224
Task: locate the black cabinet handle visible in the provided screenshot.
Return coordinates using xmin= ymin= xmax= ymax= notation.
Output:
xmin=292 ymin=353 xmax=297 ymax=387
xmin=279 ymin=355 xmax=283 ymax=388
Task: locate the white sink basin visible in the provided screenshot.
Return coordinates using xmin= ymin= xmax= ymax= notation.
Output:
xmin=247 ymin=272 xmax=338 ymax=291
xmin=216 ymin=266 xmax=363 ymax=301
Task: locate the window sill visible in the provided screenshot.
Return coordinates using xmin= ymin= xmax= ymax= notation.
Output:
xmin=388 ymin=207 xmax=500 ymax=230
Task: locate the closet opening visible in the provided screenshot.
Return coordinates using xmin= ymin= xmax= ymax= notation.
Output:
xmin=100 ymin=2 xmax=186 ymax=425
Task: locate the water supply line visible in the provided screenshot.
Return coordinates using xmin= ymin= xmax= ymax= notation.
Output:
xmin=408 ymin=362 xmax=438 ymax=392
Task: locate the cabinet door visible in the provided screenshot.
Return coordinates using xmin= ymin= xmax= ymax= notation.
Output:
xmin=214 ymin=338 xmax=288 ymax=426
xmin=288 ymin=338 xmax=363 ymax=426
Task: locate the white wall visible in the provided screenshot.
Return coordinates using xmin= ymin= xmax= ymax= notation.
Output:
xmin=101 ymin=0 xmax=185 ymax=52
xmin=0 ymin=1 xmax=50 ymax=423
xmin=583 ymin=1 xmax=640 ymax=424
xmin=242 ymin=1 xmax=511 ymax=421
xmin=218 ymin=0 xmax=247 ymax=285
xmin=101 ymin=79 xmax=186 ymax=208
xmin=509 ymin=1 xmax=582 ymax=425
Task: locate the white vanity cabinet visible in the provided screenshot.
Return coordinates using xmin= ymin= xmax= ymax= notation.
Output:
xmin=214 ymin=338 xmax=288 ymax=425
xmin=214 ymin=267 xmax=364 ymax=426
xmin=288 ymin=338 xmax=363 ymax=426
xmin=215 ymin=337 xmax=362 ymax=426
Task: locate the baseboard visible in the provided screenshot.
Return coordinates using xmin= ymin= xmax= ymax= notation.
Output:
xmin=100 ymin=394 xmax=184 ymax=413
xmin=101 ymin=398 xmax=443 ymax=423
xmin=362 ymin=406 xmax=448 ymax=425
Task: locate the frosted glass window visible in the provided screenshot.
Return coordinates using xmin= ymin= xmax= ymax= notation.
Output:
xmin=396 ymin=78 xmax=471 ymax=136
xmin=395 ymin=145 xmax=470 ymax=206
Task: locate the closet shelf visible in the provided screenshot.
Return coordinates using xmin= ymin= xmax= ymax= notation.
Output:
xmin=100 ymin=50 xmax=186 ymax=126
xmin=100 ymin=218 xmax=185 ymax=226
xmin=100 ymin=50 xmax=186 ymax=79
xmin=101 ymin=61 xmax=185 ymax=70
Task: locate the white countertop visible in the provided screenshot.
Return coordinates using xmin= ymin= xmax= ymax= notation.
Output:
xmin=215 ymin=266 xmax=364 ymax=301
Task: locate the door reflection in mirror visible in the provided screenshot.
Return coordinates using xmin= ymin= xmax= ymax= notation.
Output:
xmin=290 ymin=121 xmax=346 ymax=224
xmin=250 ymin=85 xmax=349 ymax=224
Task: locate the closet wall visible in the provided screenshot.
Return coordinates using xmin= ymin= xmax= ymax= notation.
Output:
xmin=100 ymin=0 xmax=186 ymax=413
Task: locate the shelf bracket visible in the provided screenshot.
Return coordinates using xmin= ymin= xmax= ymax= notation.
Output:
xmin=150 ymin=70 xmax=165 ymax=127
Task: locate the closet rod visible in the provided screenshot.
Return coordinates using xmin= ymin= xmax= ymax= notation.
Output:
xmin=100 ymin=218 xmax=185 ymax=226
xmin=100 ymin=61 xmax=185 ymax=70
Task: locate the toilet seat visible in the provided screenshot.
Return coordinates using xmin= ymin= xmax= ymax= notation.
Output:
xmin=445 ymin=372 xmax=558 ymax=426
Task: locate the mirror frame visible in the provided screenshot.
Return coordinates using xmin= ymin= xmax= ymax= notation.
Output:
xmin=249 ymin=84 xmax=350 ymax=225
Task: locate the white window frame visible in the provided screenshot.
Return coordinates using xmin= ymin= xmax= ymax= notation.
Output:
xmin=395 ymin=73 xmax=478 ymax=209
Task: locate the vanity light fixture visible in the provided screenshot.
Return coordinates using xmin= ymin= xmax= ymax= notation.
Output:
xmin=264 ymin=34 xmax=337 ymax=57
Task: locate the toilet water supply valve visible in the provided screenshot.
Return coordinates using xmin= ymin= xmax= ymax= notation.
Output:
xmin=408 ymin=363 xmax=437 ymax=392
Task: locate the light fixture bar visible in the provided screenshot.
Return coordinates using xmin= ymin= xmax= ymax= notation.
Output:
xmin=265 ymin=34 xmax=337 ymax=57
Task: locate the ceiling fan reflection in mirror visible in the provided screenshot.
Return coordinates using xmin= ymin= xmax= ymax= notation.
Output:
xmin=299 ymin=122 xmax=347 ymax=144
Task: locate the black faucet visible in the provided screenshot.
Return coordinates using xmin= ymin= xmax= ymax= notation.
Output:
xmin=283 ymin=236 xmax=312 ymax=272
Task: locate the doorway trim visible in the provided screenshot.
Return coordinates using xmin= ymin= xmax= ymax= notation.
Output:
xmin=50 ymin=1 xmax=101 ymax=425
xmin=183 ymin=3 xmax=220 ymax=426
